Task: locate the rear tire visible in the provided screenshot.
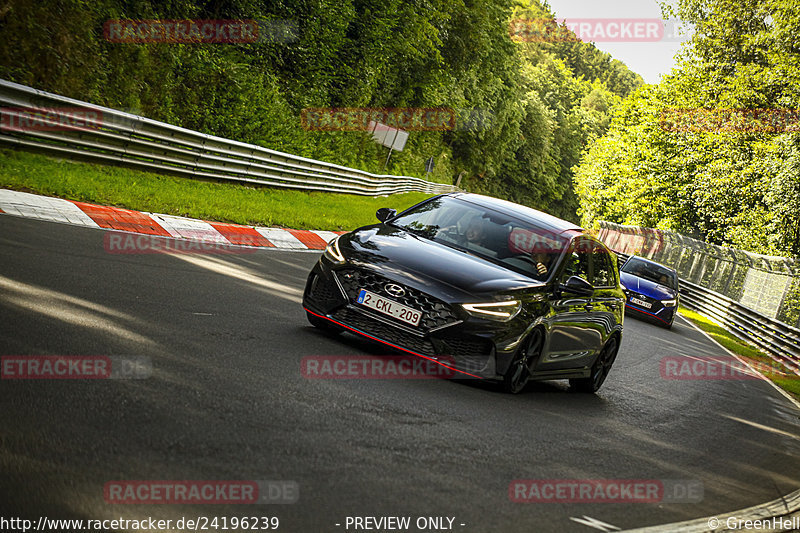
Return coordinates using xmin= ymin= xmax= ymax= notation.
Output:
xmin=570 ymin=336 xmax=619 ymax=393
xmin=503 ymin=329 xmax=544 ymax=394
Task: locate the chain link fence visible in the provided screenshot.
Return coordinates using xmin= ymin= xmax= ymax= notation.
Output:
xmin=597 ymin=221 xmax=800 ymax=327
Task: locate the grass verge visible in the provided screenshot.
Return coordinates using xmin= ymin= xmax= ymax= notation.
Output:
xmin=0 ymin=150 xmax=434 ymax=231
xmin=678 ymin=306 xmax=800 ymax=401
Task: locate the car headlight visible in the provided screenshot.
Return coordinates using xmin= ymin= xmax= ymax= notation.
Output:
xmin=661 ymin=298 xmax=677 ymax=307
xmin=324 ymin=235 xmax=345 ymax=263
xmin=462 ymin=300 xmax=521 ymax=321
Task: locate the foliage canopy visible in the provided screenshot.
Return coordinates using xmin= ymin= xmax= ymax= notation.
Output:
xmin=0 ymin=0 xmax=641 ymax=222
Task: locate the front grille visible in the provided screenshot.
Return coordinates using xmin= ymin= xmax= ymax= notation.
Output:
xmin=627 ymin=292 xmax=664 ymax=313
xmin=331 ymin=307 xmax=436 ymax=356
xmin=435 ymin=336 xmax=492 ymax=373
xmin=438 ymin=337 xmax=492 ymax=357
xmin=335 ymin=268 xmax=459 ymax=331
xmin=309 ymin=274 xmax=345 ymax=309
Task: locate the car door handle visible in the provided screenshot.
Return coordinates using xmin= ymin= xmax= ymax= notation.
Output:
xmin=584 ymin=304 xmax=594 ymax=312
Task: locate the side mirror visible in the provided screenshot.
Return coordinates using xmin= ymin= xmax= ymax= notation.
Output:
xmin=376 ymin=208 xmax=397 ymax=222
xmin=559 ymin=275 xmax=594 ymax=296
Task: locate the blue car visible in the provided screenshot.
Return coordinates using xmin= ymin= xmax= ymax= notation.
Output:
xmin=619 ymin=256 xmax=679 ymax=328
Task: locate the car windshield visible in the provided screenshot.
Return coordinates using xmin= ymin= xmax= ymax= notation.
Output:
xmin=621 ymin=258 xmax=678 ymax=290
xmin=389 ymin=196 xmax=570 ymax=281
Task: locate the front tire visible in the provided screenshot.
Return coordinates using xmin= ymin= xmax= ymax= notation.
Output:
xmin=306 ymin=311 xmax=342 ymax=334
xmin=570 ymin=336 xmax=619 ymax=393
xmin=503 ymin=329 xmax=544 ymax=394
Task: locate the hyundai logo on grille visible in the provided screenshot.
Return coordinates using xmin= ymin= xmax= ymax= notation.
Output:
xmin=384 ymin=284 xmax=406 ymax=298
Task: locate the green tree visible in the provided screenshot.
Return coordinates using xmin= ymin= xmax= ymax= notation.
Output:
xmin=576 ymin=0 xmax=800 ymax=259
xmin=0 ymin=0 xmax=641 ymax=220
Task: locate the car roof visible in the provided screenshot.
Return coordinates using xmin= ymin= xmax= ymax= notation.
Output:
xmin=448 ymin=193 xmax=584 ymax=235
xmin=625 ymin=255 xmax=678 ymax=274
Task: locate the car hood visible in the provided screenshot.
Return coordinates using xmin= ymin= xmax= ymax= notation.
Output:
xmin=620 ymin=272 xmax=677 ymax=299
xmin=341 ymin=225 xmax=543 ymax=298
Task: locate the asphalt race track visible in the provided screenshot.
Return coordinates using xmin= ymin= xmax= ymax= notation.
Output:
xmin=2 ymin=214 xmax=799 ymax=532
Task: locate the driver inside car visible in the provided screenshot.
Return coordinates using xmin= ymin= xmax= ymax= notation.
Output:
xmin=463 ymin=218 xmax=488 ymax=247
xmin=437 ymin=216 xmax=488 ymax=247
xmin=530 ymin=250 xmax=550 ymax=278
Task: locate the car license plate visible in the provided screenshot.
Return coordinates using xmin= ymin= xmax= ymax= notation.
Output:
xmin=357 ymin=289 xmax=422 ymax=326
xmin=629 ymin=297 xmax=652 ymax=309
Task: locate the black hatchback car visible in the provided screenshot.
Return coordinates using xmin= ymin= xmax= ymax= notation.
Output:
xmin=302 ymin=193 xmax=625 ymax=393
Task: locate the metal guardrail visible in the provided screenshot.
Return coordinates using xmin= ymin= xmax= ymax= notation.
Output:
xmin=0 ymin=79 xmax=458 ymax=196
xmin=616 ymin=252 xmax=800 ymax=376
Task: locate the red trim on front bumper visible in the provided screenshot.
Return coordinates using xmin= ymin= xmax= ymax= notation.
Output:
xmin=625 ymin=303 xmax=672 ymax=324
xmin=304 ymin=307 xmax=484 ymax=379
